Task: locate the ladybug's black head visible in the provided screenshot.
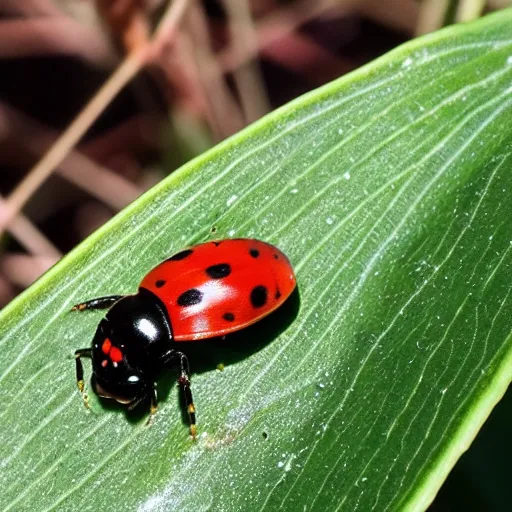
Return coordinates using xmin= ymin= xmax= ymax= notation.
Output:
xmin=91 ymin=290 xmax=173 ymax=404
xmin=91 ymin=318 xmax=147 ymax=404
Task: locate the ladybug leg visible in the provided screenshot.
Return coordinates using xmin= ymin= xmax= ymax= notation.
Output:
xmin=161 ymin=351 xmax=197 ymax=439
xmin=71 ymin=295 xmax=124 ymax=312
xmin=127 ymin=384 xmax=158 ymax=426
xmin=173 ymin=352 xmax=197 ymax=440
xmin=74 ymin=348 xmax=92 ymax=408
xmin=147 ymin=385 xmax=158 ymax=426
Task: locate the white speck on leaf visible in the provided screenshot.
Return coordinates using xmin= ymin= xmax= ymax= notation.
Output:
xmin=284 ymin=454 xmax=295 ymax=472
xmin=226 ymin=195 xmax=237 ymax=207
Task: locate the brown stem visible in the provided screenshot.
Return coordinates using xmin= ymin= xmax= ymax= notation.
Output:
xmin=0 ymin=0 xmax=190 ymax=234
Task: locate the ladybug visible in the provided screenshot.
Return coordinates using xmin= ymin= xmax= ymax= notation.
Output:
xmin=73 ymin=238 xmax=296 ymax=438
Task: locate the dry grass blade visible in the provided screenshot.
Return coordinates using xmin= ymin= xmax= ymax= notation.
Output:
xmin=0 ymin=0 xmax=190 ymax=235
xmin=222 ymin=0 xmax=270 ymax=122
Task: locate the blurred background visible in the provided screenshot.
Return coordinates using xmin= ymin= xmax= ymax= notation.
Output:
xmin=0 ymin=0 xmax=510 ymax=510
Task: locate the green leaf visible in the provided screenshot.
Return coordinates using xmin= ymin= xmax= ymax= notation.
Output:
xmin=2 ymin=9 xmax=512 ymax=511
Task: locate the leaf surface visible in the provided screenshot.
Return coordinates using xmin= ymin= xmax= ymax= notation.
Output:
xmin=1 ymin=10 xmax=512 ymax=511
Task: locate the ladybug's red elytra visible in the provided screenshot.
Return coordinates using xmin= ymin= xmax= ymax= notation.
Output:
xmin=73 ymin=238 xmax=296 ymax=438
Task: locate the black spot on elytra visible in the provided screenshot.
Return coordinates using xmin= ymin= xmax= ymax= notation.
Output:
xmin=155 ymin=280 xmax=166 ymax=288
xmin=275 ymin=289 xmax=282 ymax=299
xmin=273 ymin=253 xmax=279 ymax=260
xmin=177 ymin=288 xmax=203 ymax=306
xmin=223 ymin=312 xmax=235 ymax=322
xmin=250 ymin=285 xmax=268 ymax=308
xmin=212 ymin=241 xmax=222 ymax=247
xmin=249 ymin=248 xmax=260 ymax=258
xmin=168 ymin=249 xmax=193 ymax=261
xmin=206 ymin=263 xmax=231 ymax=279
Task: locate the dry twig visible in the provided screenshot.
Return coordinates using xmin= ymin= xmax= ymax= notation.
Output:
xmin=182 ymin=2 xmax=244 ymax=138
xmin=0 ymin=0 xmax=190 ymax=235
xmin=0 ymin=102 xmax=144 ymax=211
xmin=222 ymin=0 xmax=270 ymax=122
